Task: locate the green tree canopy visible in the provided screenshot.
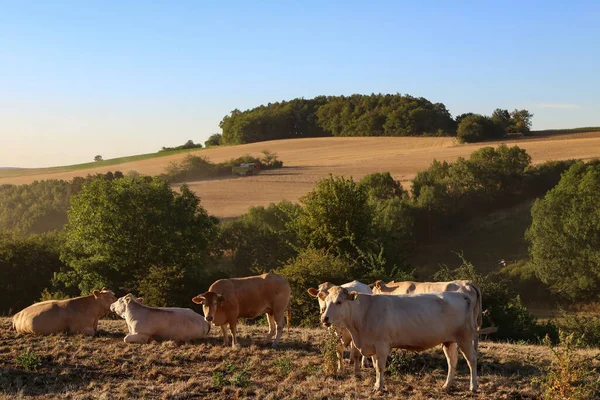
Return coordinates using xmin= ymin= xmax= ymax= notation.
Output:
xmin=526 ymin=161 xmax=600 ymax=301
xmin=58 ymin=175 xmax=218 ymax=306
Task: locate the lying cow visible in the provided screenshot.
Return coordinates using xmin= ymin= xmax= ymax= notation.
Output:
xmin=307 ymin=280 xmax=372 ymax=373
xmin=371 ymin=279 xmax=485 ymax=351
xmin=110 ymin=294 xmax=211 ymax=343
xmin=192 ymin=273 xmax=291 ymax=347
xmin=12 ymin=288 xmax=116 ymax=335
xmin=320 ymin=286 xmax=497 ymax=392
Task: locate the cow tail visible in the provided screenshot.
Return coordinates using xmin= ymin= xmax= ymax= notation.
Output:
xmin=286 ymin=304 xmax=291 ymax=334
xmin=471 ymin=282 xmax=483 ymax=330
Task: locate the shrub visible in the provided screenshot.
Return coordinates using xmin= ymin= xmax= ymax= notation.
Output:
xmin=535 ymin=332 xmax=600 ymax=400
xmin=555 ymin=314 xmax=600 ymax=348
xmin=159 ymin=139 xmax=203 ymax=152
xmin=16 ymin=349 xmax=42 ymax=371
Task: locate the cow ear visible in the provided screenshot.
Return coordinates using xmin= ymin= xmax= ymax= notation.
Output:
xmin=307 ymin=288 xmax=319 ymax=297
xmin=125 ymin=296 xmax=132 ymax=304
xmin=349 ymin=291 xmax=359 ymax=301
xmin=368 ymin=282 xmax=376 ymax=288
xmin=92 ymin=290 xmax=100 ymax=298
xmin=317 ymin=292 xmax=328 ymax=301
xmin=136 ymin=298 xmax=143 ymax=303
xmin=192 ymin=296 xmax=205 ymax=304
xmin=101 ymin=287 xmax=107 ymax=292
xmin=217 ymin=294 xmax=225 ymax=305
xmin=375 ymin=280 xmax=382 ymax=289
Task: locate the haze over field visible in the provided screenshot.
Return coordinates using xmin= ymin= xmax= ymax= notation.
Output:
xmin=2 ymin=132 xmax=600 ymax=219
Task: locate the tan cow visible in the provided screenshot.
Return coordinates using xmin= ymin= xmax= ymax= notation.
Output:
xmin=371 ymin=279 xmax=485 ymax=351
xmin=320 ymin=286 xmax=497 ymax=392
xmin=110 ymin=294 xmax=211 ymax=343
xmin=12 ymin=289 xmax=116 ymax=335
xmin=307 ymin=280 xmax=372 ymax=374
xmin=192 ymin=273 xmax=291 ymax=347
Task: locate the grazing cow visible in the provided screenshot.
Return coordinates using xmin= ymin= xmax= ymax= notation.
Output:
xmin=371 ymin=279 xmax=485 ymax=351
xmin=192 ymin=273 xmax=291 ymax=347
xmin=307 ymin=280 xmax=372 ymax=373
xmin=12 ymin=289 xmax=116 ymax=335
xmin=110 ymin=294 xmax=211 ymax=343
xmin=320 ymin=286 xmax=497 ymax=392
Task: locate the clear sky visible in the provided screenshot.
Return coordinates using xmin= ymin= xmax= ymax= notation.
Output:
xmin=1 ymin=1 xmax=599 ymax=168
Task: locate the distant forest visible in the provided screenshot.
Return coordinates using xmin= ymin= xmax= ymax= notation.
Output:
xmin=218 ymin=94 xmax=533 ymax=144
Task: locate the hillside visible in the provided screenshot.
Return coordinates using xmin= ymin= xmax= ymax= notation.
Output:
xmin=2 ymin=132 xmax=600 ymax=219
xmin=2 ymin=318 xmax=598 ymax=399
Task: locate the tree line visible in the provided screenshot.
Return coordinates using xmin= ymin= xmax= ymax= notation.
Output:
xmin=219 ymin=94 xmax=533 ymax=144
xmin=1 ymin=146 xmax=598 ymax=344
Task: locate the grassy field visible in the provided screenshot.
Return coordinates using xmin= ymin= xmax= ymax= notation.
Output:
xmin=2 ymin=132 xmax=600 ymax=219
xmin=2 ymin=318 xmax=599 ymax=399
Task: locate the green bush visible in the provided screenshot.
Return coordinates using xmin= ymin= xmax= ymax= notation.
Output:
xmin=554 ymin=314 xmax=600 ymax=348
xmin=16 ymin=349 xmax=42 ymax=371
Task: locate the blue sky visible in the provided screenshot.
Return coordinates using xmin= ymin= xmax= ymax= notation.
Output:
xmin=1 ymin=1 xmax=599 ymax=167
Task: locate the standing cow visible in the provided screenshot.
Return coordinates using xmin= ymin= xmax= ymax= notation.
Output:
xmin=192 ymin=273 xmax=291 ymax=347
xmin=110 ymin=294 xmax=211 ymax=343
xmin=320 ymin=286 xmax=497 ymax=392
xmin=371 ymin=279 xmax=485 ymax=351
xmin=307 ymin=280 xmax=372 ymax=373
xmin=12 ymin=288 xmax=117 ymax=335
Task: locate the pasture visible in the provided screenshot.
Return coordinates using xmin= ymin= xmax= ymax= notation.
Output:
xmin=2 ymin=132 xmax=600 ymax=219
xmin=2 ymin=318 xmax=599 ymax=399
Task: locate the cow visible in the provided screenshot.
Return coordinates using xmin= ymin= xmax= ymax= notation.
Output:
xmin=371 ymin=279 xmax=485 ymax=351
xmin=110 ymin=294 xmax=211 ymax=343
xmin=320 ymin=286 xmax=497 ymax=392
xmin=11 ymin=288 xmax=117 ymax=335
xmin=307 ymin=280 xmax=372 ymax=373
xmin=192 ymin=273 xmax=291 ymax=348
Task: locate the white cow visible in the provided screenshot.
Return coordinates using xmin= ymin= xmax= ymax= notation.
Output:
xmin=320 ymin=286 xmax=497 ymax=392
xmin=371 ymin=279 xmax=485 ymax=351
xmin=307 ymin=280 xmax=372 ymax=373
xmin=110 ymin=294 xmax=211 ymax=343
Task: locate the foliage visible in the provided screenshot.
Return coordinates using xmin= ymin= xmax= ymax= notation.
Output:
xmin=58 ymin=176 xmax=218 ymax=306
xmin=204 ymin=133 xmax=222 ymax=147
xmin=0 ymin=232 xmax=67 ymax=314
xmin=457 ymin=109 xmax=533 ymax=142
xmin=526 ymin=160 xmax=600 ymax=301
xmin=536 ymin=332 xmax=600 ymax=400
xmin=358 ymin=172 xmax=405 ymax=201
xmin=320 ymin=328 xmax=339 ymax=376
xmin=273 ymin=356 xmax=294 ymax=378
xmin=554 ymin=314 xmax=600 ymax=348
xmin=216 ymin=202 xmax=299 ymax=275
xmin=212 ymin=360 xmax=251 ymax=388
xmin=456 ymin=114 xmax=499 ymax=143
xmin=159 ymin=139 xmax=203 ymax=152
xmin=0 ymin=171 xmax=123 ymax=235
xmin=94 ymin=155 xmax=103 ymax=162
xmin=16 ymin=348 xmax=42 ymax=371
xmin=276 ymin=248 xmax=352 ymax=326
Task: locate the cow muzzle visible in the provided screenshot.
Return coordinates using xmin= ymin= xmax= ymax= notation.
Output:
xmin=322 ymin=316 xmax=331 ymax=327
xmin=205 ymin=315 xmax=214 ymax=322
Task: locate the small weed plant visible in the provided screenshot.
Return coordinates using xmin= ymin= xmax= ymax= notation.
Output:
xmin=16 ymin=348 xmax=42 ymax=371
xmin=212 ymin=359 xmax=251 ymax=388
xmin=274 ymin=356 xmax=294 ymax=378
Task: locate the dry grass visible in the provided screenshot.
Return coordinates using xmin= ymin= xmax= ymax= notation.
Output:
xmin=2 ymin=318 xmax=598 ymax=399
xmin=2 ymin=133 xmax=600 ymax=219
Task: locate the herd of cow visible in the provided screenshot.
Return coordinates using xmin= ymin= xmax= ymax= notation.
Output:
xmin=10 ymin=272 xmax=497 ymax=393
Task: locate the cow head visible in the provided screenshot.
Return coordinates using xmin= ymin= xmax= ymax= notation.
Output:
xmin=321 ymin=286 xmax=358 ymax=327
xmin=369 ymin=280 xmax=385 ymax=294
xmin=92 ymin=288 xmax=117 ymax=311
xmin=307 ymin=282 xmax=335 ymax=314
xmin=110 ymin=293 xmax=142 ymax=318
xmin=192 ymin=291 xmax=225 ymax=323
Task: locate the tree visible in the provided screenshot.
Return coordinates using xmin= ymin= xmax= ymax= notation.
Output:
xmin=94 ymin=155 xmax=103 ymax=162
xmin=526 ymin=161 xmax=600 ymax=301
xmin=205 ymin=133 xmax=222 ymax=147
xmin=492 ymin=108 xmax=511 ymax=132
xmin=509 ymin=109 xmax=533 ymax=135
xmin=58 ymin=175 xmax=218 ymax=306
xmin=456 ymin=114 xmax=492 ymax=143
xmin=358 ymin=172 xmax=405 ymax=201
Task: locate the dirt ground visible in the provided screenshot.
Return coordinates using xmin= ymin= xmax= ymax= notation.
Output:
xmin=4 ymin=317 xmax=598 ymax=399
xmin=3 ymin=133 xmax=600 ymax=219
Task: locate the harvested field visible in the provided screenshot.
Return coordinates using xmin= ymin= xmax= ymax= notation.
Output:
xmin=2 ymin=133 xmax=600 ymax=219
xmin=3 ymin=317 xmax=599 ymax=399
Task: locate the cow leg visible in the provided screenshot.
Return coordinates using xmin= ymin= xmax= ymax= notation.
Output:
xmin=124 ymin=333 xmax=150 ymax=344
xmin=263 ymin=313 xmax=276 ymax=345
xmin=473 ymin=334 xmax=479 ymax=354
xmin=229 ymin=321 xmax=239 ymax=347
xmin=442 ymin=342 xmax=458 ymax=391
xmin=271 ymin=313 xmax=285 ymax=348
xmin=350 ymin=343 xmax=361 ymax=376
xmin=458 ymin=336 xmax=478 ymax=392
xmin=336 ymin=340 xmax=345 ymax=371
xmin=220 ymin=325 xmax=229 ymax=346
xmin=373 ymin=347 xmax=389 ymax=392
xmin=81 ymin=327 xmax=96 ymax=336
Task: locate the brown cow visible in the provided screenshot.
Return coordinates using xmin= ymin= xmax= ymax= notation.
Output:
xmin=192 ymin=273 xmax=290 ymax=347
xmin=12 ymin=289 xmax=117 ymax=335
